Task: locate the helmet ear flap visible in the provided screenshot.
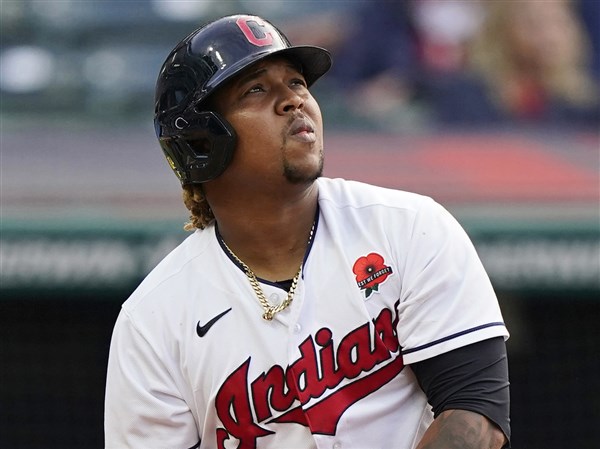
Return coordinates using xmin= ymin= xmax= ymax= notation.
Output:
xmin=156 ymin=111 xmax=236 ymax=184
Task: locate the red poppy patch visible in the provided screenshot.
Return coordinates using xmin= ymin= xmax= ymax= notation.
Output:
xmin=352 ymin=252 xmax=393 ymax=298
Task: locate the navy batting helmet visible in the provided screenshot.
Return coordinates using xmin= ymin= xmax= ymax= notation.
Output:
xmin=154 ymin=14 xmax=332 ymax=184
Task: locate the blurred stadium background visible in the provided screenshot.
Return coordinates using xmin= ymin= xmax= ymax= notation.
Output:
xmin=1 ymin=1 xmax=598 ymax=448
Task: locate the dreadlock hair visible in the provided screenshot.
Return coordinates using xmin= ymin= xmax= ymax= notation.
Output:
xmin=182 ymin=184 xmax=215 ymax=231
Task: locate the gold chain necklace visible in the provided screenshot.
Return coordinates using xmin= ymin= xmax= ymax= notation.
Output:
xmin=222 ymin=223 xmax=315 ymax=321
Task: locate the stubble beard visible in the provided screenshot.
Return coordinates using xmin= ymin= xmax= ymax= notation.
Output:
xmin=283 ymin=147 xmax=324 ymax=185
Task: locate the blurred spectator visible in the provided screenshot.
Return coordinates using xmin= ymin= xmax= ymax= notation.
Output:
xmin=320 ymin=1 xmax=420 ymax=130
xmin=577 ymin=0 xmax=600 ymax=81
xmin=314 ymin=0 xmax=490 ymax=130
xmin=411 ymin=0 xmax=485 ymax=75
xmin=462 ymin=0 xmax=599 ymax=128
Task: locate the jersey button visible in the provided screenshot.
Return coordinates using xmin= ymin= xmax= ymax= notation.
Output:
xmin=332 ymin=443 xmax=342 ymax=449
xmin=293 ymin=323 xmax=302 ymax=334
xmin=269 ymin=293 xmax=279 ymax=302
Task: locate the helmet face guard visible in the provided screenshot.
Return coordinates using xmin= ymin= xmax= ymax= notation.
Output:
xmin=154 ymin=14 xmax=332 ymax=184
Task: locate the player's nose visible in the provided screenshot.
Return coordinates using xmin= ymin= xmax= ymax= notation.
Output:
xmin=276 ymin=87 xmax=305 ymax=115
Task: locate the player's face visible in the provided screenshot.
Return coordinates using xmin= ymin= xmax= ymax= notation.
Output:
xmin=209 ymin=56 xmax=324 ymax=187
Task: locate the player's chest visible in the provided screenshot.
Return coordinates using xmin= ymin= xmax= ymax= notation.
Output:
xmin=184 ymin=243 xmax=402 ymax=400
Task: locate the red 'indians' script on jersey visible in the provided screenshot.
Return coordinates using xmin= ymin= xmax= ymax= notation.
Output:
xmin=215 ymin=300 xmax=404 ymax=449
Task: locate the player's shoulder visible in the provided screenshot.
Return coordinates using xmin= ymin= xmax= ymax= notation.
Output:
xmin=316 ymin=177 xmax=435 ymax=213
xmin=122 ymin=226 xmax=214 ymax=312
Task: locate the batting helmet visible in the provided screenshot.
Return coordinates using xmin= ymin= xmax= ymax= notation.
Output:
xmin=154 ymin=14 xmax=332 ymax=184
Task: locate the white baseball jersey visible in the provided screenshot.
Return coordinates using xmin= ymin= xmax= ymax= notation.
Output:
xmin=105 ymin=177 xmax=509 ymax=449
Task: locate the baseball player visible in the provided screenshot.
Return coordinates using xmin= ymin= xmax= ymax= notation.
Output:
xmin=105 ymin=14 xmax=510 ymax=449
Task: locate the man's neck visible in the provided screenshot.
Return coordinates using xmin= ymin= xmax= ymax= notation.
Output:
xmin=211 ymin=183 xmax=319 ymax=281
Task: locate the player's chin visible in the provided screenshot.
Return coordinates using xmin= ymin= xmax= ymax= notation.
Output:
xmin=283 ymin=156 xmax=323 ymax=185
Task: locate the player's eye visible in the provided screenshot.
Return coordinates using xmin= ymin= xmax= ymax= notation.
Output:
xmin=245 ymin=84 xmax=264 ymax=95
xmin=291 ymin=78 xmax=307 ymax=88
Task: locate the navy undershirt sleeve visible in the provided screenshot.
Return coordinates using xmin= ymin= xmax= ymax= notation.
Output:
xmin=410 ymin=337 xmax=511 ymax=446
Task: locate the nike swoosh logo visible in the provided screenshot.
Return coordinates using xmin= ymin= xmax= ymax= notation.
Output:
xmin=196 ymin=308 xmax=232 ymax=337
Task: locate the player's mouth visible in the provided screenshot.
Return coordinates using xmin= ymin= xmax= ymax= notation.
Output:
xmin=288 ymin=117 xmax=316 ymax=143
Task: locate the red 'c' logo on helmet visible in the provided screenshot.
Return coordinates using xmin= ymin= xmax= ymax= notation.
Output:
xmin=236 ymin=17 xmax=274 ymax=47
